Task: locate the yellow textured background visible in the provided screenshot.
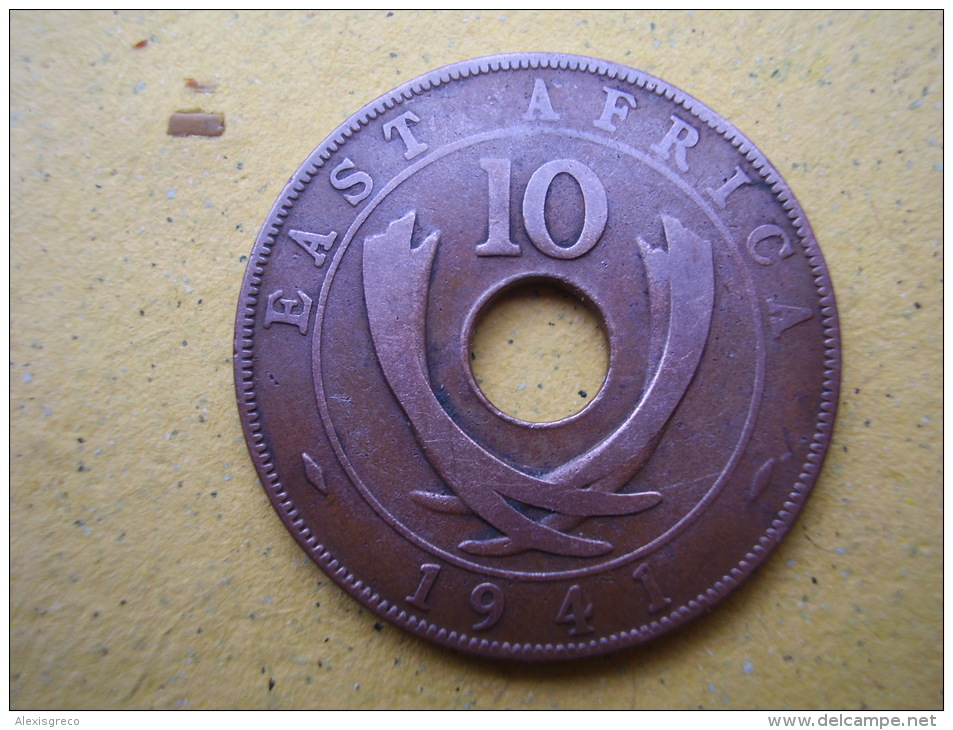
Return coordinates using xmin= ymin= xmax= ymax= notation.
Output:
xmin=10 ymin=10 xmax=942 ymax=710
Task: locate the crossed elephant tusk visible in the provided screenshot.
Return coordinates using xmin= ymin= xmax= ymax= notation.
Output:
xmin=362 ymin=211 xmax=715 ymax=557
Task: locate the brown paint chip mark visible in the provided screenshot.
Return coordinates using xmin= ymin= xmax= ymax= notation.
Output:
xmin=168 ymin=110 xmax=224 ymax=137
xmin=185 ymin=78 xmax=217 ymax=94
xmin=133 ymin=39 xmax=149 ymax=49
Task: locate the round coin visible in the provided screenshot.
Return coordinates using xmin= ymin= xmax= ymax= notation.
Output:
xmin=234 ymin=53 xmax=840 ymax=660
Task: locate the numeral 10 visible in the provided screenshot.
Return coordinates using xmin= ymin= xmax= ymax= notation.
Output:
xmin=477 ymin=157 xmax=608 ymax=260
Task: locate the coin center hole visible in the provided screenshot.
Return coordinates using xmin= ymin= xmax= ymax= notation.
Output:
xmin=469 ymin=280 xmax=609 ymax=423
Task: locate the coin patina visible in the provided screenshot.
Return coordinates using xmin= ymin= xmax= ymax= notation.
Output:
xmin=234 ymin=53 xmax=840 ymax=660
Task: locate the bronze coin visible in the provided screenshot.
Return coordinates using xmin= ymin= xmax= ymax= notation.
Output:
xmin=234 ymin=53 xmax=840 ymax=660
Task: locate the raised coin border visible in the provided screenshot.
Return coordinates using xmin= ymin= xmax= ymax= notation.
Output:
xmin=234 ymin=53 xmax=840 ymax=660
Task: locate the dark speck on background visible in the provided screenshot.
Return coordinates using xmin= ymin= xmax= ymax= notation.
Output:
xmin=185 ymin=78 xmax=218 ymax=94
xmin=168 ymin=111 xmax=225 ymax=137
